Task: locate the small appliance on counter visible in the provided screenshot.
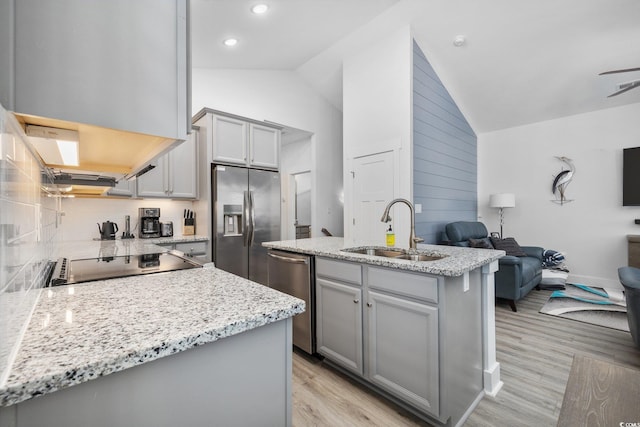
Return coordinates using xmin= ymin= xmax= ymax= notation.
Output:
xmin=161 ymin=221 xmax=173 ymax=237
xmin=97 ymin=221 xmax=118 ymax=240
xmin=183 ymin=209 xmax=195 ymax=236
xmin=139 ymin=208 xmax=161 ymax=239
xmin=121 ymin=215 xmax=135 ymax=239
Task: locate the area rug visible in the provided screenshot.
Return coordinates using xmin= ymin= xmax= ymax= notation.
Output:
xmin=539 ymin=283 xmax=629 ymax=332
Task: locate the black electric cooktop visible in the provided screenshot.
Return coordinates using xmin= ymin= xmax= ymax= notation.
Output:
xmin=49 ymin=251 xmax=202 ymax=286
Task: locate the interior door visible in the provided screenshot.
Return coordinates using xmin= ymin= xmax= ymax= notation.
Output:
xmin=352 ymin=151 xmax=394 ymax=245
xmin=248 ymin=168 xmax=281 ymax=284
xmin=213 ymin=165 xmax=248 ymax=278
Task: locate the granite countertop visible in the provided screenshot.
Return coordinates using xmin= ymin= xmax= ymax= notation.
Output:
xmin=139 ymin=235 xmax=209 ymax=245
xmin=0 ymin=253 xmax=304 ymax=407
xmin=263 ymin=237 xmax=504 ymax=277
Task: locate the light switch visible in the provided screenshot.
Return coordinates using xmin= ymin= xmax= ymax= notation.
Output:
xmin=415 ymin=203 xmax=422 ymax=213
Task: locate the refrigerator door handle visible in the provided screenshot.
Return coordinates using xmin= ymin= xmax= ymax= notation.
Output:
xmin=249 ymin=191 xmax=256 ymax=246
xmin=243 ymin=190 xmax=250 ymax=247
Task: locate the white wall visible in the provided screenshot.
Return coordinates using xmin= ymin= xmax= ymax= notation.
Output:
xmin=192 ymin=68 xmax=344 ymax=238
xmin=342 ymin=25 xmax=413 ymax=246
xmin=60 ymin=198 xmax=195 ymax=241
xmin=478 ymin=103 xmax=640 ymax=288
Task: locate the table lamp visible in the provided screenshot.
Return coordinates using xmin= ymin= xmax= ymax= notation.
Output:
xmin=489 ymin=193 xmax=515 ymax=238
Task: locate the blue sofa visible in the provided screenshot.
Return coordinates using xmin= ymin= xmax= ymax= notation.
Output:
xmin=444 ymin=221 xmax=543 ymax=312
xmin=617 ymin=266 xmax=640 ymax=348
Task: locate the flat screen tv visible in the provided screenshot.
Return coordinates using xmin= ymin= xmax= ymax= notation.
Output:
xmin=623 ymin=147 xmax=640 ymax=206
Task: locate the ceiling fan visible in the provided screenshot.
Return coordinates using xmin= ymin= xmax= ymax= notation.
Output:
xmin=599 ymin=67 xmax=640 ymax=97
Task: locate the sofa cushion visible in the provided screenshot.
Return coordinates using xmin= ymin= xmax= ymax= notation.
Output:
xmin=491 ymin=237 xmax=527 ymax=257
xmin=520 ymin=256 xmax=542 ymax=285
xmin=445 ymin=221 xmax=489 ymax=243
xmin=469 ymin=237 xmax=494 ymax=249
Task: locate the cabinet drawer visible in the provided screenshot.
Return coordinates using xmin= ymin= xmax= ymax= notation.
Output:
xmin=176 ymin=241 xmax=207 ymax=255
xmin=316 ymin=257 xmax=362 ymax=285
xmin=367 ymin=267 xmax=438 ymax=304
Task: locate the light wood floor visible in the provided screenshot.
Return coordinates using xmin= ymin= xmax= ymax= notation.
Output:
xmin=292 ymin=289 xmax=640 ymax=426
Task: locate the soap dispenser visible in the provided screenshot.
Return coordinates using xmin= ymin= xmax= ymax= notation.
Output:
xmin=386 ymin=224 xmax=395 ymax=247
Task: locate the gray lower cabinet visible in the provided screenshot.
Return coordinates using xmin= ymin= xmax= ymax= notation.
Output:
xmin=0 ymin=319 xmax=293 ymax=427
xmin=366 ymin=290 xmax=439 ymax=416
xmin=315 ymin=257 xmax=364 ymax=375
xmin=316 ymin=257 xmax=462 ymax=422
xmin=316 ymin=277 xmax=363 ymax=375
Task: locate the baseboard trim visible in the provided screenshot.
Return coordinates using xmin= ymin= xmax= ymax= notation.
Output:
xmin=455 ymin=391 xmax=485 ymax=427
xmin=483 ymin=363 xmax=504 ymax=397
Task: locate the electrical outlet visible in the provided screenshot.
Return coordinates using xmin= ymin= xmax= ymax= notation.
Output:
xmin=415 ymin=203 xmax=422 ymax=213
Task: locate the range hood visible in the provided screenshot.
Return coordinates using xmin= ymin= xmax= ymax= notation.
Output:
xmin=16 ymin=112 xmax=181 ymax=195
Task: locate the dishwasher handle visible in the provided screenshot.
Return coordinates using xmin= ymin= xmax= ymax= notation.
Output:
xmin=268 ymin=252 xmax=309 ymax=264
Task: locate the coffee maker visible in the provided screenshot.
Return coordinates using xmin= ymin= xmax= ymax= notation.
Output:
xmin=139 ymin=208 xmax=161 ymax=238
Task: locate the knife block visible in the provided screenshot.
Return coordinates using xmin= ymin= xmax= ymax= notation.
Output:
xmin=183 ymin=218 xmax=195 ymax=236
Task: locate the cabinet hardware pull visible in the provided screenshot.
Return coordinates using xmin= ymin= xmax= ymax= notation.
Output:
xmin=353 ymin=299 xmax=359 ymax=303
xmin=367 ymin=303 xmax=372 ymax=307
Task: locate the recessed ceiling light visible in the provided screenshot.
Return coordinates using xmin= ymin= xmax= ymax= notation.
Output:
xmin=223 ymin=38 xmax=238 ymax=47
xmin=251 ymin=4 xmax=269 ymax=14
xmin=453 ymin=35 xmax=466 ymax=47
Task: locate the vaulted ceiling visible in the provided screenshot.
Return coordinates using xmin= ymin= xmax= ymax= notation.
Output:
xmin=191 ymin=0 xmax=640 ymax=133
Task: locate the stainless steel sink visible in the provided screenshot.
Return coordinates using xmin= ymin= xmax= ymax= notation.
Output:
xmin=341 ymin=247 xmax=446 ymax=262
xmin=343 ymin=248 xmax=405 ymax=257
xmin=395 ymin=254 xmax=445 ymax=262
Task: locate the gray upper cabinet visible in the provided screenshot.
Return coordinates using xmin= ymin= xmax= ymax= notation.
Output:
xmin=211 ymin=116 xmax=248 ymax=165
xmin=208 ymin=112 xmax=280 ymax=170
xmin=137 ymin=131 xmax=198 ymax=199
xmin=249 ymin=124 xmax=280 ymax=169
xmin=4 ymin=0 xmax=190 ymax=141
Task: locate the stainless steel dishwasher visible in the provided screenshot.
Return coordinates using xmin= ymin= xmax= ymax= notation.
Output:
xmin=267 ymin=249 xmax=315 ymax=354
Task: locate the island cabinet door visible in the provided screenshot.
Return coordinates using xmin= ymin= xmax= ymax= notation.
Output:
xmin=365 ymin=290 xmax=440 ymax=418
xmin=316 ymin=277 xmax=364 ymax=375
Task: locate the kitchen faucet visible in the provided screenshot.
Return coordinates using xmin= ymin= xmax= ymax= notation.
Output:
xmin=380 ymin=198 xmax=424 ymax=249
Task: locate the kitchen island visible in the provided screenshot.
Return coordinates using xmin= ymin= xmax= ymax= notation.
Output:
xmin=0 ymin=241 xmax=304 ymax=427
xmin=264 ymin=236 xmax=505 ymax=427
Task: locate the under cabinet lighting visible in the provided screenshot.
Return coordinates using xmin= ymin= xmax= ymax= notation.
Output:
xmin=26 ymin=125 xmax=79 ymax=167
xmin=56 ymin=139 xmax=79 ymax=166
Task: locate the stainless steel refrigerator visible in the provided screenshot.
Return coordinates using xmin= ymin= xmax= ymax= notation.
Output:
xmin=212 ymin=165 xmax=281 ymax=285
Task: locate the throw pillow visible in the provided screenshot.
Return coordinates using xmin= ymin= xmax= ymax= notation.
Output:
xmin=542 ymin=249 xmax=565 ymax=267
xmin=469 ymin=237 xmax=494 ymax=249
xmin=490 ymin=237 xmax=527 ymax=257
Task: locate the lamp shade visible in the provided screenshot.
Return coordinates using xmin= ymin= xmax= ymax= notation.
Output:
xmin=489 ymin=193 xmax=515 ymax=208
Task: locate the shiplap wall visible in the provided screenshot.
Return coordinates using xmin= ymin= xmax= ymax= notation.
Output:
xmin=413 ymin=41 xmax=477 ymax=244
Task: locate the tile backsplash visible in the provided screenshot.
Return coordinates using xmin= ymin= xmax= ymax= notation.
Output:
xmin=0 ymin=105 xmax=60 ymax=384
